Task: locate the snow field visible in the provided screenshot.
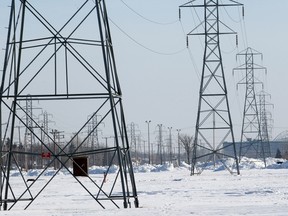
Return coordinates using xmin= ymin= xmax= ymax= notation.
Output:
xmin=1 ymin=158 xmax=288 ymax=215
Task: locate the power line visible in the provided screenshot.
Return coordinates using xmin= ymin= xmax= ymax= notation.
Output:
xmin=109 ymin=17 xmax=186 ymax=56
xmin=238 ymin=6 xmax=249 ymax=49
xmin=120 ymin=0 xmax=179 ymax=25
xmin=220 ymin=0 xmax=243 ymax=23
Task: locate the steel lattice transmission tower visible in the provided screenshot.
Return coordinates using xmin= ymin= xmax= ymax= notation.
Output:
xmin=0 ymin=0 xmax=138 ymax=210
xmin=87 ymin=114 xmax=102 ymax=165
xmin=180 ymin=0 xmax=241 ymax=175
xmin=257 ymin=90 xmax=273 ymax=157
xmin=24 ymin=96 xmax=34 ymax=164
xmin=233 ymin=47 xmax=267 ymax=165
xmin=39 ymin=111 xmax=53 ymax=146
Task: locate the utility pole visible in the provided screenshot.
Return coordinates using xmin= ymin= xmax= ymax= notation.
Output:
xmin=168 ymin=127 xmax=173 ymax=163
xmin=233 ymin=47 xmax=267 ymax=165
xmin=176 ymin=129 xmax=181 ymax=166
xmin=137 ymin=134 xmax=142 ymax=161
xmin=180 ymin=0 xmax=242 ymax=175
xmin=145 ymin=120 xmax=151 ymax=164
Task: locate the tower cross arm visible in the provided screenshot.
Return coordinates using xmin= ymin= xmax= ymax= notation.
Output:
xmin=180 ymin=0 xmax=243 ymax=8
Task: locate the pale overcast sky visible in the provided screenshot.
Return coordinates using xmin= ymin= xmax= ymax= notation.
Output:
xmin=106 ymin=0 xmax=288 ymax=141
xmin=0 ymin=0 xmax=287 ymax=144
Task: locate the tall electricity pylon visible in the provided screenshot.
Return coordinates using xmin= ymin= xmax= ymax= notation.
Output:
xmin=87 ymin=114 xmax=102 ymax=165
xmin=180 ymin=0 xmax=242 ymax=175
xmin=0 ymin=0 xmax=138 ymax=210
xmin=258 ymin=90 xmax=273 ymax=157
xmin=156 ymin=124 xmax=164 ymax=165
xmin=23 ymin=96 xmax=34 ymax=170
xmin=233 ymin=47 xmax=267 ymax=165
xmin=39 ymin=111 xmax=53 ymax=146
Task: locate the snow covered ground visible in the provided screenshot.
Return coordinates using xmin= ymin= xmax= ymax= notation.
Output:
xmin=2 ymin=158 xmax=288 ymax=215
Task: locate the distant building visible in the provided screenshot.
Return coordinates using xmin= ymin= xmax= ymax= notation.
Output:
xmin=223 ymin=138 xmax=288 ymax=159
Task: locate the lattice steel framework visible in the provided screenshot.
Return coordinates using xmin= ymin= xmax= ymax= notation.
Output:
xmin=180 ymin=0 xmax=241 ymax=175
xmin=0 ymin=0 xmax=138 ymax=210
xmin=24 ymin=96 xmax=34 ymax=170
xmin=87 ymin=114 xmax=101 ymax=165
xmin=258 ymin=90 xmax=272 ymax=157
xmin=38 ymin=111 xmax=53 ymax=146
xmin=234 ymin=47 xmax=266 ymax=164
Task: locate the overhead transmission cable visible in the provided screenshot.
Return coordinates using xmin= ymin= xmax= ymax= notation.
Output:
xmin=179 ymin=5 xmax=203 ymax=80
xmin=108 ymin=17 xmax=186 ymax=56
xmin=225 ymin=4 xmax=251 ymax=130
xmin=221 ymin=0 xmax=242 ymax=23
xmin=218 ymin=3 xmax=247 ymax=121
xmin=120 ymin=0 xmax=179 ymax=25
xmin=217 ymin=3 xmax=241 ymax=54
xmin=219 ymin=7 xmax=239 ymax=55
xmin=238 ymin=6 xmax=249 ymax=49
xmin=179 ymin=20 xmax=201 ymax=82
xmin=189 ymin=5 xmax=205 ymax=50
xmin=180 ymin=4 xmax=218 ymax=110
xmin=178 ymin=2 xmax=206 ymax=82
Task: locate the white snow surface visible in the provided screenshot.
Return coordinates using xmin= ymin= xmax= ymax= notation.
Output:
xmin=2 ymin=157 xmax=288 ymax=215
